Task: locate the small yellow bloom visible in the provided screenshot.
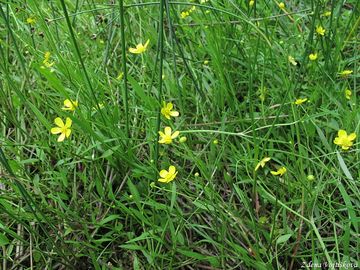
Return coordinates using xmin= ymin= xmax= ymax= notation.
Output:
xmin=345 ymin=89 xmax=352 ymax=100
xmin=271 ymin=167 xmax=287 ymax=176
xmin=333 ymin=130 xmax=356 ymax=150
xmin=161 ymin=102 xmax=179 ymax=120
xmin=213 ymin=139 xmax=218 ymax=145
xmin=203 ymin=60 xmax=209 ymax=65
xmin=288 ymin=56 xmax=297 ymax=66
xmin=180 ymin=11 xmax=190 ymax=19
xmin=26 ymin=17 xmax=36 ymax=25
xmin=62 ymin=99 xmax=78 ymax=111
xmin=294 ymin=98 xmax=308 ymax=105
xmin=339 ymin=70 xmax=353 ymax=77
xmin=129 ymin=39 xmax=150 ymax=54
xmin=158 ymin=127 xmax=179 ymax=144
xmin=50 ymin=117 xmax=72 ymax=142
xmin=43 ymin=51 xmax=54 ymax=68
xmin=278 ymin=2 xmax=285 ymax=9
xmin=316 ymin=26 xmax=325 ymax=36
xmin=322 ymin=11 xmax=331 ymax=17
xmin=307 ymin=175 xmax=315 ymax=181
xmin=249 ymin=0 xmax=255 ymax=7
xmin=255 ymin=157 xmax=271 ymax=171
xmin=309 ymin=53 xmax=318 ymax=61
xmin=194 ymin=172 xmax=200 ymax=177
xmin=158 ymin=165 xmax=178 ymax=183
xmin=117 ymin=72 xmax=124 ymax=80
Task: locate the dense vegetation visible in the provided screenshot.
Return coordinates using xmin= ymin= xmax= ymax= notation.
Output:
xmin=0 ymin=0 xmax=359 ymax=269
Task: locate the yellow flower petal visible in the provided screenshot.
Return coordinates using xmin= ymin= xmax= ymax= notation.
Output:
xmin=348 ymin=133 xmax=356 ymax=141
xmin=65 ymin=117 xmax=72 ymax=128
xmin=159 ymin=170 xmax=168 ymax=178
xmin=164 ymin=127 xmax=172 ymax=136
xmin=54 ymin=117 xmax=64 ymax=127
xmin=51 ymin=127 xmax=62 ymax=134
xmin=65 ymin=128 xmax=71 ymax=138
xmin=171 ymin=131 xmax=180 ymax=139
xmin=57 ymin=133 xmax=66 ymax=142
xmin=129 ymin=48 xmax=139 ymax=54
xmin=167 ymin=102 xmax=173 ymax=110
xmin=338 ymin=130 xmax=347 ymax=137
xmin=168 ymin=166 xmax=176 ymax=174
xmin=170 ymin=111 xmax=179 ymax=117
xmin=144 ymin=39 xmax=150 ymax=49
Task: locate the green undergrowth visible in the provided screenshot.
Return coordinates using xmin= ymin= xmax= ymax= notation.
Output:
xmin=0 ymin=0 xmax=359 ymax=269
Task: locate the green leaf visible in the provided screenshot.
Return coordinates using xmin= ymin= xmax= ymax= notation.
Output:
xmin=276 ymin=233 xmax=292 ymax=245
xmin=336 ymin=152 xmax=354 ymax=181
xmin=0 ymin=234 xmax=9 ymax=246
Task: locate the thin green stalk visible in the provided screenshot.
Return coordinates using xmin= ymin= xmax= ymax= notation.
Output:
xmin=154 ymin=0 xmax=165 ymax=171
xmin=165 ymin=0 xmax=184 ymax=110
xmin=0 ymin=148 xmax=75 ymax=268
xmin=59 ymin=0 xmax=105 ymax=123
xmin=0 ymin=4 xmax=26 ymax=73
xmin=119 ymin=0 xmax=130 ymax=138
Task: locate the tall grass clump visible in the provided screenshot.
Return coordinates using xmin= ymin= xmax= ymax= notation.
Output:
xmin=0 ymin=0 xmax=359 ymax=269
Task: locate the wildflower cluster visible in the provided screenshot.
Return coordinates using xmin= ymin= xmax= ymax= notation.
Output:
xmin=157 ymin=102 xmax=180 ymax=183
xmin=50 ymin=99 xmax=78 ymax=142
xmin=180 ymin=6 xmax=196 ymax=19
xmin=42 ymin=51 xmax=55 ymax=70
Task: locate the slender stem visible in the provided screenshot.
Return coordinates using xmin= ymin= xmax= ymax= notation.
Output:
xmin=0 ymin=5 xmax=26 ymax=73
xmin=59 ymin=0 xmax=105 ymax=123
xmin=154 ymin=0 xmax=165 ymax=170
xmin=119 ymin=0 xmax=130 ymax=138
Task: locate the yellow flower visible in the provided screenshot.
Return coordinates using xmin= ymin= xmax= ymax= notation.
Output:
xmin=322 ymin=11 xmax=331 ymax=17
xmin=288 ymin=56 xmax=297 ymax=66
xmin=255 ymin=157 xmax=271 ymax=171
xmin=333 ymin=130 xmax=356 ymax=150
xmin=278 ymin=2 xmax=285 ymax=9
xmin=249 ymin=0 xmax=255 ymax=7
xmin=316 ymin=26 xmax=325 ymax=36
xmin=26 ymin=17 xmax=36 ymax=25
xmin=158 ymin=165 xmax=178 ymax=183
xmin=307 ymin=175 xmax=315 ymax=181
xmin=117 ymin=72 xmax=124 ymax=80
xmin=271 ymin=167 xmax=287 ymax=176
xmin=294 ymin=98 xmax=308 ymax=105
xmin=43 ymin=51 xmax=54 ymax=68
xmin=158 ymin=127 xmax=179 ymax=144
xmin=309 ymin=53 xmax=318 ymax=61
xmin=180 ymin=11 xmax=190 ymax=19
xmin=339 ymin=70 xmax=353 ymax=77
xmin=62 ymin=99 xmax=78 ymax=111
xmin=50 ymin=117 xmax=72 ymax=142
xmin=203 ymin=60 xmax=209 ymax=65
xmin=161 ymin=102 xmax=179 ymax=119
xmin=345 ymin=89 xmax=352 ymax=100
xmin=129 ymin=39 xmax=150 ymax=54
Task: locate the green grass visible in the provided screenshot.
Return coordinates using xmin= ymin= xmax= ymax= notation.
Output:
xmin=0 ymin=0 xmax=359 ymax=269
